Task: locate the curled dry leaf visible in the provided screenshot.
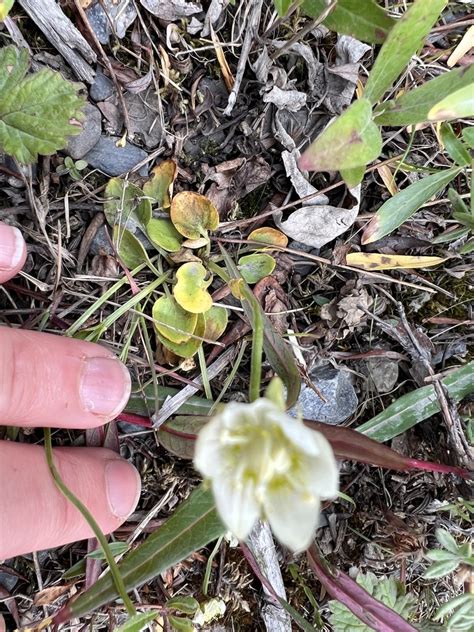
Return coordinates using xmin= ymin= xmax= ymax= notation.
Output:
xmin=346 ymin=252 xmax=448 ymax=271
xmin=170 ymin=191 xmax=219 ymax=239
xmin=174 ymin=262 xmax=213 ymax=314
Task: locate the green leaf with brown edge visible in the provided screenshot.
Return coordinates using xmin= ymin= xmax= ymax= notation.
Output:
xmin=152 ymin=295 xmax=197 ymax=344
xmin=156 ymin=312 xmax=206 ymax=358
xmin=439 ymin=123 xmax=471 ymax=167
xmin=174 ymin=262 xmax=213 ymax=314
xmin=143 ymin=159 xmax=177 ymax=210
xmin=0 ymin=45 xmax=85 ymax=164
xmin=203 ymin=305 xmax=228 ymax=342
xmin=298 ymin=99 xmax=382 ymax=172
xmin=238 ymin=253 xmax=276 ymax=284
xmin=357 ymin=361 xmax=474 ymax=442
xmin=170 ymin=191 xmax=219 ymax=239
xmin=302 ymin=0 xmax=394 ymax=44
xmin=147 ymin=217 xmax=182 ymax=252
xmin=104 ymin=178 xmax=152 ymax=230
xmin=361 ymin=165 xmax=462 ymax=245
xmin=364 ymin=0 xmax=448 ymax=105
xmin=113 ymin=225 xmax=149 ymax=269
xmin=53 ymin=486 xmax=225 ymax=624
xmin=374 ymin=65 xmax=474 ymax=126
xmin=221 ymin=245 xmax=301 ymax=407
xmin=428 ymin=83 xmax=474 ymax=122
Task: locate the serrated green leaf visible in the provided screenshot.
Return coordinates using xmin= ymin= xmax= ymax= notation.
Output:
xmin=147 ymin=218 xmax=182 ymax=252
xmin=361 ymin=165 xmax=462 ymax=244
xmin=429 ymin=83 xmax=474 ymax=122
xmin=423 ymin=559 xmax=460 ymax=579
xmin=63 ymin=486 xmax=224 ymax=621
xmin=104 ymin=178 xmax=152 ymax=231
xmin=237 ymin=253 xmax=275 ymax=284
xmin=115 ymin=612 xmax=159 ymax=632
xmin=358 ymin=361 xmax=474 ymax=441
xmin=435 ymin=528 xmax=459 ymax=554
xmin=0 ymin=0 xmax=14 ymax=21
xmin=302 ymin=0 xmax=394 ymax=44
xmin=364 ymin=0 xmax=448 ymax=104
xmin=374 ymin=65 xmax=474 ymax=126
xmin=426 ymin=550 xmax=460 ymax=562
xmin=299 ymin=98 xmax=382 ymax=172
xmin=0 ymin=45 xmax=85 ymax=164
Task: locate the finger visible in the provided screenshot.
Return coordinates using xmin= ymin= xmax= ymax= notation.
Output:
xmin=0 ymin=224 xmax=26 ymax=283
xmin=0 ymin=443 xmax=141 ymax=559
xmin=0 ymin=329 xmax=131 ymax=428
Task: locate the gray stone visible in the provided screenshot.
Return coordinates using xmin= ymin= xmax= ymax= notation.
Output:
xmin=366 ymin=357 xmax=399 ymax=393
xmin=66 ymin=103 xmax=102 ymax=160
xmin=90 ymin=225 xmax=113 ymax=255
xmin=90 ymin=68 xmax=114 ymax=101
xmin=84 ymin=136 xmax=148 ymax=176
xmin=293 ymin=364 xmax=358 ymax=425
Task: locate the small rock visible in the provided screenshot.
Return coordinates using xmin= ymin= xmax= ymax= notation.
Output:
xmin=90 ymin=67 xmax=114 ymax=101
xmin=66 ymin=103 xmax=102 ymax=160
xmin=84 ymin=136 xmax=148 ymax=176
xmin=90 ymin=225 xmax=113 ymax=255
xmin=366 ymin=357 xmax=399 ymax=393
xmin=293 ymin=364 xmax=358 ymax=425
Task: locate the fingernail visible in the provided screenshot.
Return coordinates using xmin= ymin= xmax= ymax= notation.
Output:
xmin=80 ymin=357 xmax=131 ymax=419
xmin=105 ymin=460 xmax=141 ymax=518
xmin=0 ymin=224 xmax=24 ymax=270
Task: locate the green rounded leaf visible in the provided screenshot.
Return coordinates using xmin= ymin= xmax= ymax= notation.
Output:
xmin=299 ymin=99 xmax=382 ymax=172
xmin=156 ymin=312 xmax=205 ymax=358
xmin=203 ymin=305 xmax=228 ymax=342
xmin=104 ymin=178 xmax=151 ymax=230
xmin=170 ymin=191 xmax=219 ymax=239
xmin=143 ymin=160 xmax=177 ymax=209
xmin=174 ymin=262 xmax=213 ymax=314
xmin=113 ymin=225 xmax=149 ymax=269
xmin=152 ymin=296 xmax=198 ymax=344
xmin=0 ymin=1 xmax=15 ymax=21
xmin=238 ymin=253 xmax=276 ymax=284
xmin=0 ymin=45 xmax=85 ymax=164
xmin=147 ymin=218 xmax=182 ymax=252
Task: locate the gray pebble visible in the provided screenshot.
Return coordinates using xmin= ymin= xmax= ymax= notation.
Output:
xmin=292 ymin=364 xmax=358 ymax=425
xmin=66 ymin=103 xmax=102 ymax=160
xmin=84 ymin=136 xmax=148 ymax=176
xmin=366 ymin=357 xmax=399 ymax=394
xmin=90 ymin=68 xmax=114 ymax=101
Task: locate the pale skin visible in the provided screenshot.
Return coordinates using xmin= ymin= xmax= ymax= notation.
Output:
xmin=0 ymin=223 xmax=142 ymax=563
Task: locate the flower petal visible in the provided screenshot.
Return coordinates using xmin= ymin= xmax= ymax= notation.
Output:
xmin=212 ymin=475 xmax=260 ymax=541
xmin=304 ymin=432 xmax=339 ymax=499
xmin=193 ymin=417 xmax=224 ymax=478
xmin=263 ymin=486 xmax=320 ymax=553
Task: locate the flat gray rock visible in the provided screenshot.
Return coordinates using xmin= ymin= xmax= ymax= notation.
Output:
xmin=66 ymin=103 xmax=102 ymax=160
xmin=84 ymin=136 xmax=148 ymax=176
xmin=90 ymin=67 xmax=114 ymax=101
xmin=366 ymin=356 xmax=399 ymax=393
xmin=293 ymin=364 xmax=358 ymax=425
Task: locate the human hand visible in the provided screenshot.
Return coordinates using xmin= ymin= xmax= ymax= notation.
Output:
xmin=0 ymin=223 xmax=141 ymax=559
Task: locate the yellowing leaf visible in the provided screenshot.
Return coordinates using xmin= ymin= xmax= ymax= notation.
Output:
xmin=238 ymin=253 xmax=276 ymax=284
xmin=143 ymin=160 xmax=177 ymax=210
xmin=156 ymin=313 xmax=206 ymax=358
xmin=248 ymin=227 xmax=288 ymax=248
xmin=0 ymin=0 xmax=14 ymax=21
xmin=174 ymin=262 xmax=213 ymax=314
xmin=203 ymin=306 xmax=228 ymax=342
xmin=428 ymin=84 xmax=474 ymax=122
xmin=152 ymin=296 xmax=197 ymax=344
xmin=170 ymin=192 xmax=219 ymax=239
xmin=346 ymin=252 xmax=447 ymax=271
xmin=377 ymin=164 xmax=398 ymax=196
xmin=147 ymin=218 xmax=182 ymax=252
xmin=447 ymin=26 xmax=474 ymax=68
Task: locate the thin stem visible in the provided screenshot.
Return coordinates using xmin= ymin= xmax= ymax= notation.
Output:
xmin=248 ymin=288 xmax=263 ymax=402
xmin=43 ymin=429 xmax=136 ymax=617
xmin=198 ymin=346 xmax=213 ymax=400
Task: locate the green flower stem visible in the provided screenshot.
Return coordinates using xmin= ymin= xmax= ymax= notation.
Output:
xmin=198 ymin=346 xmax=213 ymax=400
xmin=248 ymin=296 xmax=263 ymax=402
xmin=43 ymin=428 xmax=136 ymax=617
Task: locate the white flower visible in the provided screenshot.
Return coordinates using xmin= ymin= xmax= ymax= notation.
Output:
xmin=194 ymin=398 xmax=339 ymax=552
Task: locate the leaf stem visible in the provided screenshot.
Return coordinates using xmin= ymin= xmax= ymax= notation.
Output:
xmin=43 ymin=428 xmax=136 ymax=616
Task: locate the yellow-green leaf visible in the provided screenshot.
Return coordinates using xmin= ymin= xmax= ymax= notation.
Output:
xmin=156 ymin=313 xmax=206 ymax=358
xmin=203 ymin=306 xmax=228 ymax=342
xmin=143 ymin=160 xmax=177 ymax=209
xmin=104 ymin=178 xmax=151 ymax=229
xmin=248 ymin=227 xmax=288 ymax=248
xmin=0 ymin=0 xmax=14 ymax=21
xmin=147 ymin=218 xmax=182 ymax=252
xmin=170 ymin=191 xmax=219 ymax=239
xmin=299 ymin=99 xmax=382 ymax=172
xmin=238 ymin=253 xmax=276 ymax=284
xmin=174 ymin=262 xmax=213 ymax=314
xmin=428 ymin=84 xmax=474 ymax=122
xmin=152 ymin=296 xmax=197 ymax=344
xmin=346 ymin=252 xmax=447 ymax=271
